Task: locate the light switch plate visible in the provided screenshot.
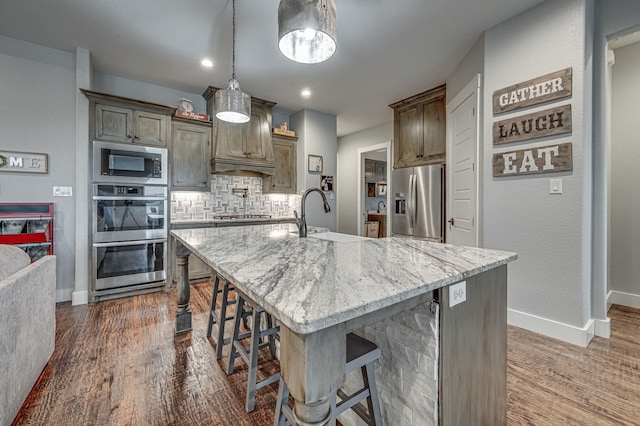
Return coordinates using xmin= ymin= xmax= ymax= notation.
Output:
xmin=550 ymin=179 xmax=562 ymax=194
xmin=449 ymin=281 xmax=466 ymax=307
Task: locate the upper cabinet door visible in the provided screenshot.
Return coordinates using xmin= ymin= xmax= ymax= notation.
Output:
xmin=96 ymin=104 xmax=134 ymax=143
xmin=171 ymin=121 xmax=211 ymax=191
xmin=394 ymin=104 xmax=422 ymax=168
xmin=242 ymin=104 xmax=272 ymax=161
xmin=133 ymin=111 xmax=169 ymax=146
xmin=422 ymin=97 xmax=446 ymax=164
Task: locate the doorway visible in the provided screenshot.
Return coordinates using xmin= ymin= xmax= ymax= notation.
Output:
xmin=357 ymin=142 xmax=391 ymax=237
xmin=607 ymin=34 xmax=640 ymax=310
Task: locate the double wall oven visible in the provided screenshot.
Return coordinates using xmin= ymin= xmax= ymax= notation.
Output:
xmin=91 ymin=141 xmax=168 ymax=298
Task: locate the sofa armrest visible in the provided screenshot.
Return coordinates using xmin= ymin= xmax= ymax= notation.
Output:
xmin=0 ymin=254 xmax=56 ymax=426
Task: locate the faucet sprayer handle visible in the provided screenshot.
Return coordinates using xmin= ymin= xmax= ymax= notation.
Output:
xmin=293 ymin=210 xmax=298 ymax=219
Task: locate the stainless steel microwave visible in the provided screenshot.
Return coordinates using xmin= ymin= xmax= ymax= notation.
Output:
xmin=93 ymin=141 xmax=168 ymax=185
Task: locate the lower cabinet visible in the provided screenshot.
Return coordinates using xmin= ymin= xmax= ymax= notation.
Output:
xmin=264 ymin=133 xmax=297 ymax=194
xmin=171 ymin=118 xmax=211 ymax=191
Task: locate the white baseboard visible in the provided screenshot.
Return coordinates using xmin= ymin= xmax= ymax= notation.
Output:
xmin=56 ymin=287 xmax=73 ymax=303
xmin=508 ymin=308 xmax=594 ymax=347
xmin=594 ymin=317 xmax=610 ymax=338
xmin=608 ymin=290 xmax=640 ymax=309
xmin=72 ymin=290 xmax=88 ymax=306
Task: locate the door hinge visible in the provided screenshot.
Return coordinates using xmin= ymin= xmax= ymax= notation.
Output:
xmin=472 ymin=162 xmax=475 ymax=171
xmin=472 ymin=218 xmax=475 ymax=227
xmin=472 ymin=107 xmax=476 ymax=116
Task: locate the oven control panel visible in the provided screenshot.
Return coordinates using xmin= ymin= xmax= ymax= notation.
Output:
xmin=94 ymin=184 xmax=167 ymax=198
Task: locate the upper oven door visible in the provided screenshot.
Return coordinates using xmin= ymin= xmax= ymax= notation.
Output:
xmin=93 ymin=140 xmax=168 ymax=185
xmin=93 ymin=184 xmax=167 ymax=243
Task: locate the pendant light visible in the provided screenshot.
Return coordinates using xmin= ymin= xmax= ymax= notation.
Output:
xmin=278 ymin=0 xmax=337 ymax=64
xmin=215 ymin=0 xmax=251 ymax=123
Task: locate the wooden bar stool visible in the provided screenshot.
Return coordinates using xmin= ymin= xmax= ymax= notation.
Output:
xmin=274 ymin=333 xmax=383 ymax=426
xmin=206 ymin=275 xmax=244 ymax=360
xmin=226 ymin=288 xmax=280 ymax=412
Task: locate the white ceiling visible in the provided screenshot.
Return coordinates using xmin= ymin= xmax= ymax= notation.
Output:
xmin=0 ymin=0 xmax=545 ymax=136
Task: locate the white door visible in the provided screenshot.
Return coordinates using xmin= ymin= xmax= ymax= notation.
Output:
xmin=446 ymin=76 xmax=479 ymax=247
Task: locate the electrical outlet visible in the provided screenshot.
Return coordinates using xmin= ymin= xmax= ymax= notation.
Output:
xmin=53 ymin=186 xmax=73 ymax=197
xmin=550 ymin=179 xmax=562 ymax=194
xmin=449 ymin=281 xmax=466 ymax=307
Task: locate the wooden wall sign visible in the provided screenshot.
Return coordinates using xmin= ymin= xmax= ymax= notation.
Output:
xmin=493 ymin=104 xmax=572 ymax=145
xmin=493 ymin=143 xmax=572 ymax=177
xmin=493 ymin=68 xmax=572 ymax=115
xmin=0 ymin=150 xmax=48 ymax=174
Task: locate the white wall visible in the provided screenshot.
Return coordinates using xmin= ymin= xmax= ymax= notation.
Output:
xmin=337 ymin=122 xmax=393 ymax=235
xmin=94 ymin=72 xmax=206 ymax=113
xmin=592 ymin=0 xmax=640 ymax=325
xmin=483 ymin=0 xmax=593 ymax=344
xmin=446 ymin=34 xmax=485 ymax=103
xmin=0 ymin=35 xmax=77 ymax=301
xmin=609 ymin=41 xmax=640 ymax=305
xmin=291 ymin=109 xmax=338 ymax=231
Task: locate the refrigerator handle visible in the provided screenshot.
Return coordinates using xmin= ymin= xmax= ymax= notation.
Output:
xmin=407 ymin=174 xmax=414 ymax=229
xmin=412 ymin=172 xmax=418 ymax=227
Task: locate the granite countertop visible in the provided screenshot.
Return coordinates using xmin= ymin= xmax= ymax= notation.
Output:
xmin=171 ymin=224 xmax=517 ymax=335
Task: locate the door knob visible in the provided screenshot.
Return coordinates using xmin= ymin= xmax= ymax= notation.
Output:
xmin=448 ymin=218 xmax=455 ymax=226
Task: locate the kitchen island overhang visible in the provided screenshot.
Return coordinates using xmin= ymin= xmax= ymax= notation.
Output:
xmin=171 ymin=223 xmax=516 ymax=425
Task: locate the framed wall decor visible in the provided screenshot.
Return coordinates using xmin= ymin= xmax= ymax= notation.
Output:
xmin=0 ymin=150 xmax=48 ymax=174
xmin=321 ymin=175 xmax=334 ymax=191
xmin=308 ymin=155 xmax=323 ymax=173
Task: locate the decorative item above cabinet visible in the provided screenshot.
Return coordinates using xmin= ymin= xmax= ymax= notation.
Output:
xmin=389 ymin=84 xmax=446 ymax=169
xmin=203 ymin=86 xmax=276 ymax=177
xmin=82 ymin=90 xmax=173 ymax=147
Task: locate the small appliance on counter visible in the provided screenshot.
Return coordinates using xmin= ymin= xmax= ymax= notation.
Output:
xmin=392 ymin=164 xmax=444 ymax=242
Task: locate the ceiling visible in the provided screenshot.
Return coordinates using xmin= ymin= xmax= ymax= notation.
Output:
xmin=0 ymin=0 xmax=545 ymax=136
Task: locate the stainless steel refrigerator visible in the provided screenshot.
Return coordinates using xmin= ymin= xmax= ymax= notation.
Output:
xmin=392 ymin=164 xmax=444 ymax=242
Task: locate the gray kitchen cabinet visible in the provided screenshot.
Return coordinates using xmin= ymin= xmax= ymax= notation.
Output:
xmin=83 ymin=90 xmax=173 ymax=147
xmin=365 ymin=160 xmax=376 ymax=182
xmin=171 ymin=118 xmax=211 ymax=191
xmin=375 ymin=161 xmax=387 ymax=182
xmin=365 ymin=159 xmax=387 ymax=182
xmin=203 ymin=86 xmax=277 ymax=175
xmin=264 ymin=133 xmax=297 ymax=194
xmin=390 ymin=84 xmax=446 ymax=169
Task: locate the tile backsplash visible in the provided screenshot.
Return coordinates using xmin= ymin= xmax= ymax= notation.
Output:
xmin=171 ymin=175 xmax=301 ymax=221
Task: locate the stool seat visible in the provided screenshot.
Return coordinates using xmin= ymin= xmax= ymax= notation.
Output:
xmin=274 ymin=333 xmax=383 ymax=426
xmin=227 ymin=288 xmax=280 ymax=413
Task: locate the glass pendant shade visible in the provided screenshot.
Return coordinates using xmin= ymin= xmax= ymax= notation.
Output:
xmin=278 ymin=0 xmax=337 ymax=64
xmin=215 ymin=78 xmax=251 ymax=123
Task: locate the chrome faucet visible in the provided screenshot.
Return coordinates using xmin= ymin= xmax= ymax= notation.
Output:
xmin=297 ymin=188 xmax=331 ymax=237
xmin=377 ymin=200 xmax=386 ymax=213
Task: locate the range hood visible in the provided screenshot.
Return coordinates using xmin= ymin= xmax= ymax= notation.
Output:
xmin=210 ymin=159 xmax=275 ymax=177
xmin=204 ymin=86 xmax=276 ymax=178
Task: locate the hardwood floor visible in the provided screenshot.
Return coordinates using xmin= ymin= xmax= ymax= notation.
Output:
xmin=13 ymin=283 xmax=640 ymax=425
xmin=507 ymin=304 xmax=640 ymax=425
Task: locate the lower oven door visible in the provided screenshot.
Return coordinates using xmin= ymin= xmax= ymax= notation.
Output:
xmin=93 ymin=239 xmax=166 ymax=291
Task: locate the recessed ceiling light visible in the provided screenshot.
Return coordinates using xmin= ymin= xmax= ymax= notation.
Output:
xmin=201 ymin=58 xmax=213 ymax=68
xmin=301 ymin=89 xmax=312 ymax=97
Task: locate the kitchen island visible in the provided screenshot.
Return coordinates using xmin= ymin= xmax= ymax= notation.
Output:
xmin=171 ymin=223 xmax=516 ymax=425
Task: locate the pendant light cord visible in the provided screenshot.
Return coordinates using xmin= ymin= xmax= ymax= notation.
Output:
xmin=232 ymin=0 xmax=236 ymax=81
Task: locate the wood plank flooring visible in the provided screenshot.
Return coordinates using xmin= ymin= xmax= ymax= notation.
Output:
xmin=12 ymin=283 xmax=640 ymax=425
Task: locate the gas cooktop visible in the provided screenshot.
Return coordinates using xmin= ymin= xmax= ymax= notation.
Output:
xmin=211 ymin=214 xmax=273 ymax=220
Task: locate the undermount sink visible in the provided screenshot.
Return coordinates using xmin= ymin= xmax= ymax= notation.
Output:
xmin=309 ymin=232 xmax=368 ymax=242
